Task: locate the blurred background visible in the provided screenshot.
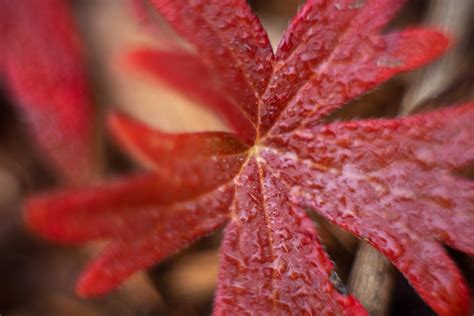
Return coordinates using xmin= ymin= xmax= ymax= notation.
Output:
xmin=0 ymin=0 xmax=473 ymax=315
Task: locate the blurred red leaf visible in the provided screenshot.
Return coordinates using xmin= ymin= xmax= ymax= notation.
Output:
xmin=25 ymin=0 xmax=474 ymax=315
xmin=0 ymin=0 xmax=96 ymax=184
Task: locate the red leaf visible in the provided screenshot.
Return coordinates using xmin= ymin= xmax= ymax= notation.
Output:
xmin=124 ymin=49 xmax=256 ymax=142
xmin=128 ymin=0 xmax=275 ymax=143
xmin=74 ymin=184 xmax=234 ymax=297
xmin=263 ymin=103 xmax=474 ymax=315
xmin=214 ymin=157 xmax=367 ymax=315
xmin=25 ymin=1 xmax=473 ymax=315
xmin=0 ymin=0 xmax=96 ymax=184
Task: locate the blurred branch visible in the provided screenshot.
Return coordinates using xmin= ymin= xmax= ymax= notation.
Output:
xmin=348 ymin=243 xmax=395 ymax=316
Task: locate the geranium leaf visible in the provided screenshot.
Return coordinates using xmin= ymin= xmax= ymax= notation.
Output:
xmin=263 ymin=103 xmax=474 ymax=315
xmin=265 ymin=28 xmax=449 ymax=136
xmin=125 ymin=49 xmax=256 ymax=142
xmin=149 ymin=0 xmax=274 ymax=136
xmin=26 ymin=175 xmax=233 ymax=242
xmin=0 ymin=0 xmax=97 ymax=184
xmin=74 ymin=184 xmax=235 ymax=297
xmin=259 ymin=0 xmax=408 ymax=134
xmin=108 ymin=112 xmax=249 ymax=197
xmin=214 ymin=157 xmax=367 ymax=315
xmin=25 ymin=1 xmax=473 ymax=315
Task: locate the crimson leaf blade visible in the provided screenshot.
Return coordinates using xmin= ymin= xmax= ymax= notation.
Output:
xmin=215 ymin=157 xmax=367 ymax=315
xmin=150 ymin=0 xmax=274 ymax=135
xmin=125 ymin=49 xmax=256 ymax=141
xmin=0 ymin=0 xmax=97 ymax=184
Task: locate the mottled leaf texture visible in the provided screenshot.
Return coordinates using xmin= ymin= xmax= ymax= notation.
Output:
xmin=0 ymin=0 xmax=96 ymax=184
xmin=25 ymin=1 xmax=474 ymax=315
